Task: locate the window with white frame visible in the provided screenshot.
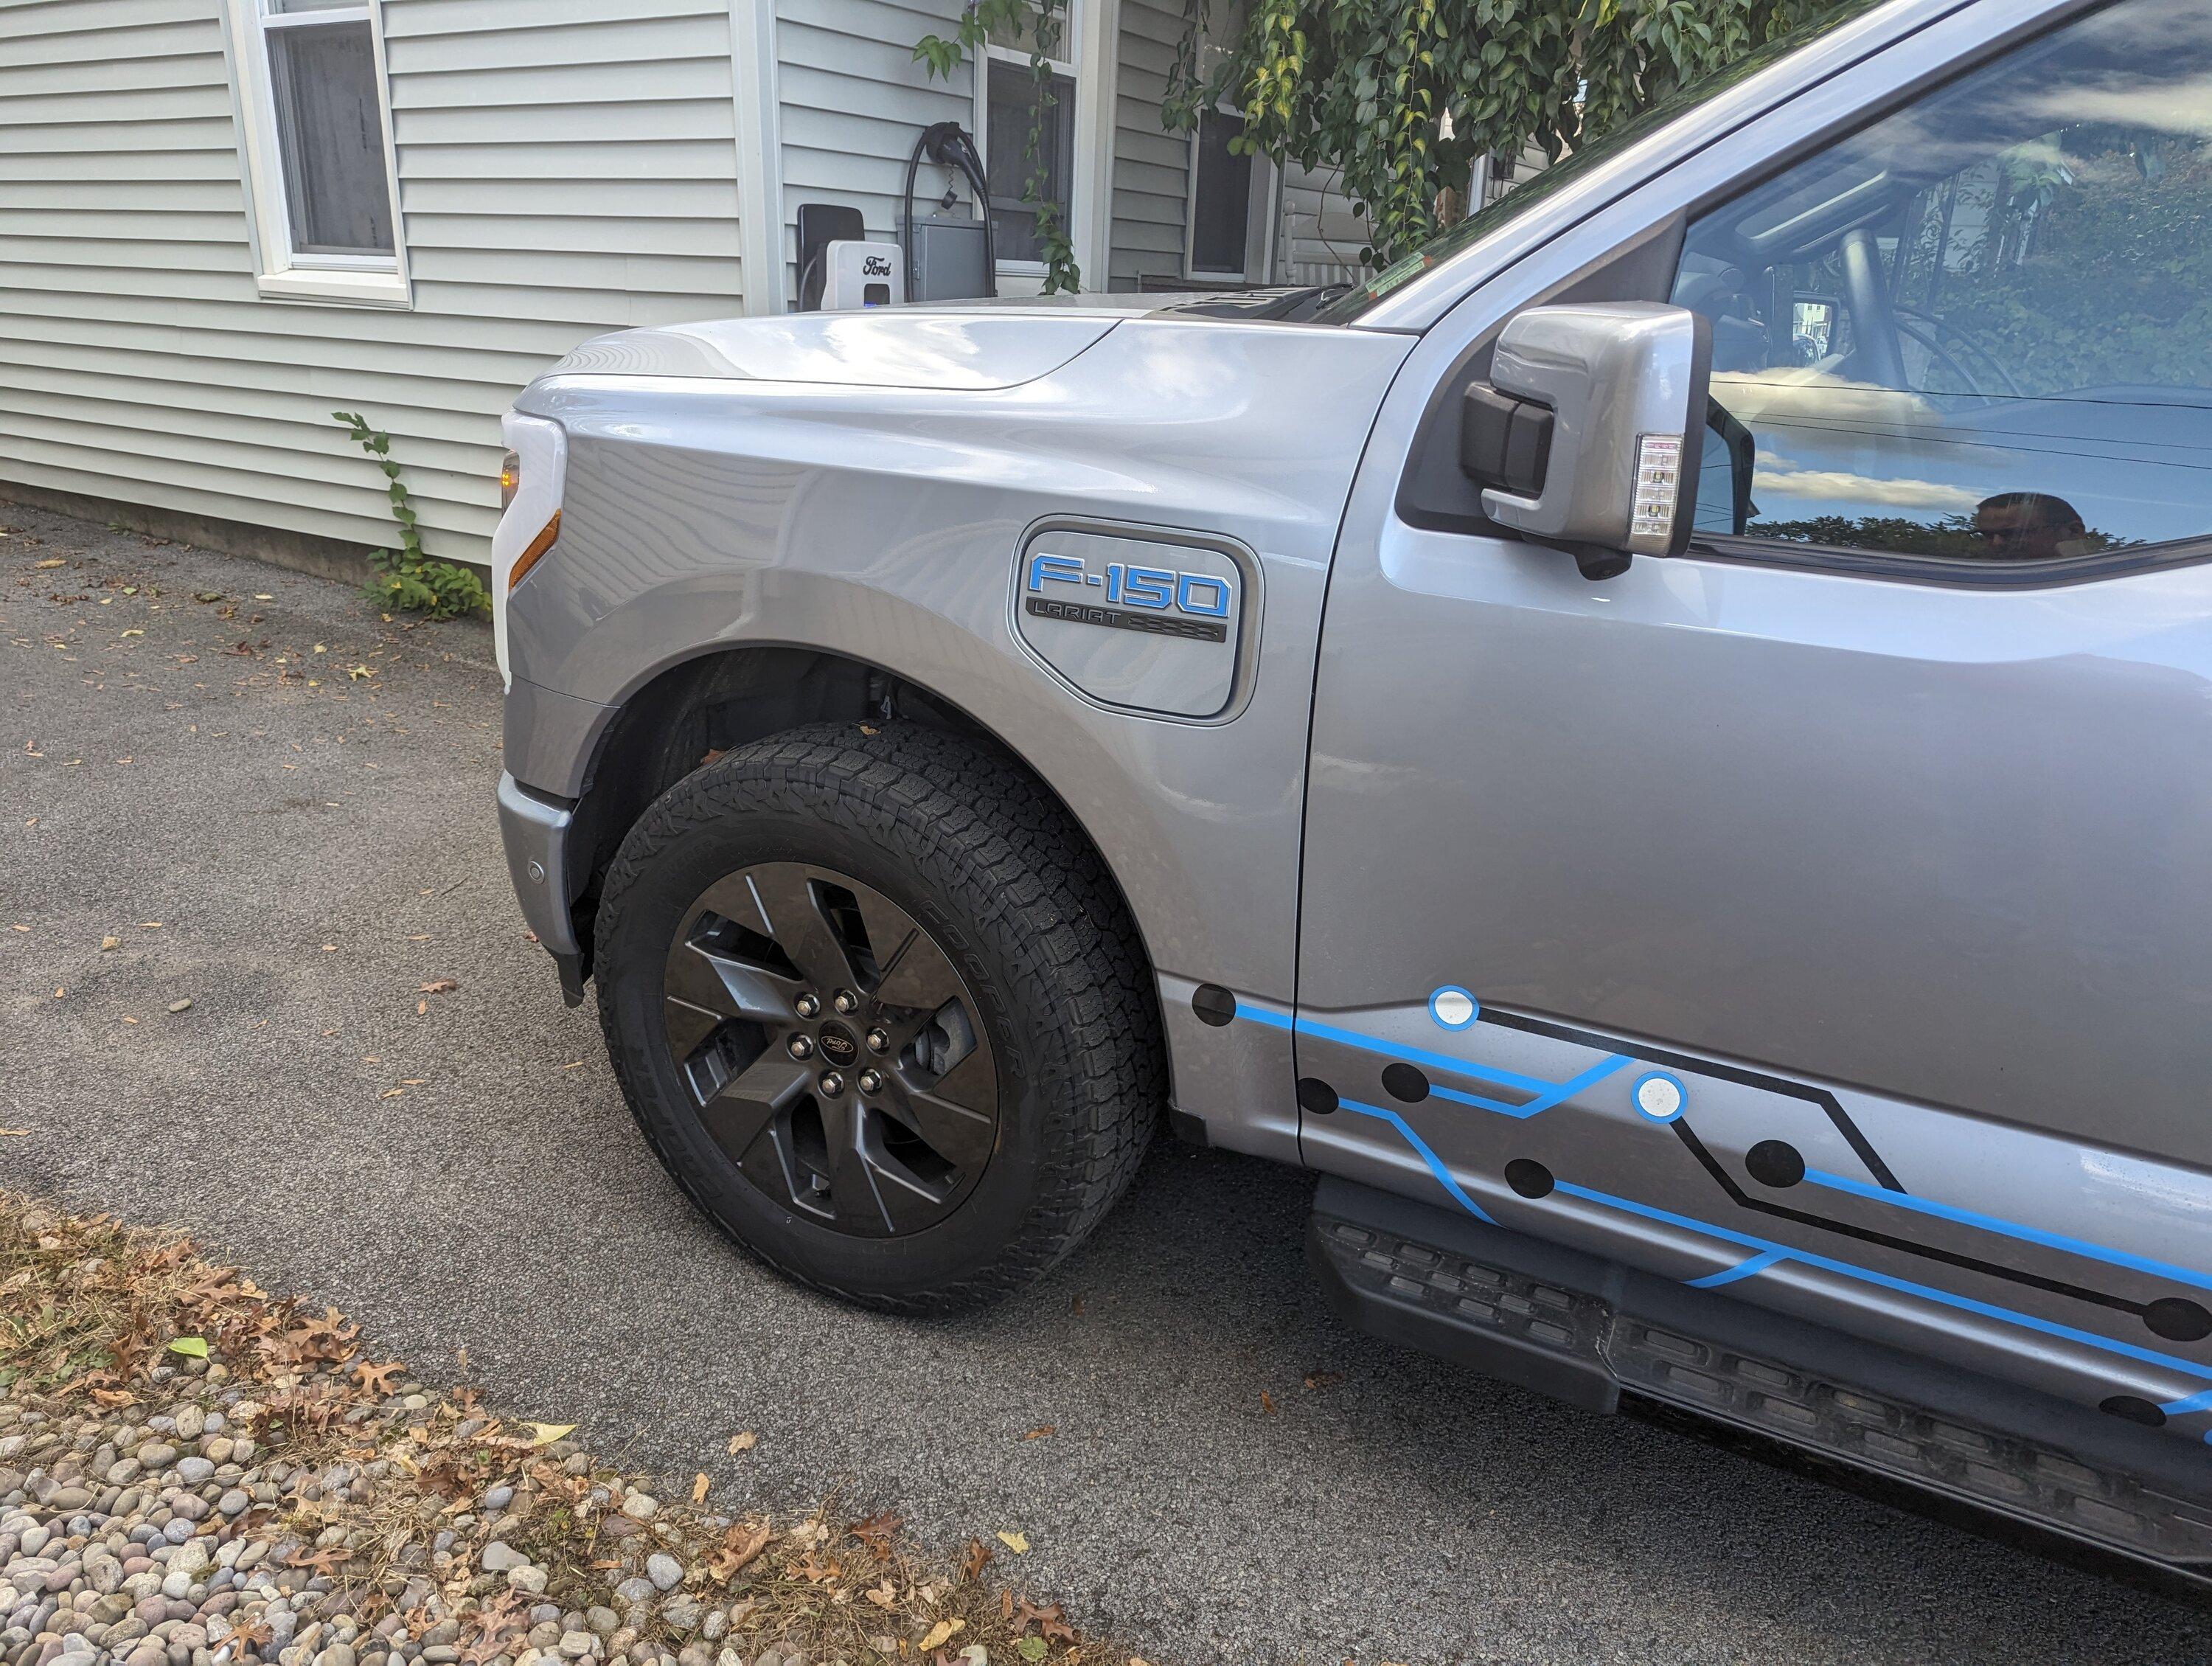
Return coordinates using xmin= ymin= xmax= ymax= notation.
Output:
xmin=1186 ymin=106 xmax=1256 ymax=280
xmin=226 ymin=0 xmax=406 ymax=303
xmin=978 ymin=9 xmax=1080 ymax=272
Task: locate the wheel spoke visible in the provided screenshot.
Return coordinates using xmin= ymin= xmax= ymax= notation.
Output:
xmin=817 ymin=1097 xmax=893 ymax=1232
xmin=746 ymin=864 xmax=866 ymax=996
xmin=698 ymin=1049 xmax=812 ymax=1166
xmin=690 ymin=872 xmax=777 ymax=939
xmin=891 ymin=1046 xmax=998 ymax=1171
xmin=664 ymin=937 xmax=804 ymax=1059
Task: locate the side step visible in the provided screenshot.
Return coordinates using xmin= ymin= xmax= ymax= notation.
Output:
xmin=1310 ymin=1175 xmax=2212 ymax=1583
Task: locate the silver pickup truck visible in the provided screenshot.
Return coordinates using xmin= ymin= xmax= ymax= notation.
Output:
xmin=493 ymin=0 xmax=2212 ymax=1586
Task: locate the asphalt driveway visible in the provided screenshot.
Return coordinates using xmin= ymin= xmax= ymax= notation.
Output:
xmin=1 ymin=503 xmax=2197 ymax=1665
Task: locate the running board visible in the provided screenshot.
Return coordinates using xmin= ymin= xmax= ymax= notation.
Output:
xmin=1309 ymin=1175 xmax=2212 ymax=1582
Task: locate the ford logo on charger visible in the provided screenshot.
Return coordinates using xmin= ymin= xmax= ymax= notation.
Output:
xmin=1023 ymin=552 xmax=1234 ymax=643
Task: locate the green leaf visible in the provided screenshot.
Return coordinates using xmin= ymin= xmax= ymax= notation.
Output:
xmin=1018 ymin=1639 xmax=1048 ymax=1662
xmin=167 ymin=1336 xmax=209 ymax=1358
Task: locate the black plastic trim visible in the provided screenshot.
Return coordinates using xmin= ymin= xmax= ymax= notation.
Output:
xmin=1686 ymin=530 xmax=2212 ymax=590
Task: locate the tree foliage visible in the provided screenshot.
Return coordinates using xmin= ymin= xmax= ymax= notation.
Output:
xmin=911 ymin=0 xmax=1854 ymax=290
xmin=1197 ymin=0 xmax=1849 ymax=269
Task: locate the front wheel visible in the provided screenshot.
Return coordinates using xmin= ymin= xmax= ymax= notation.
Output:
xmin=593 ymin=723 xmax=1162 ymax=1311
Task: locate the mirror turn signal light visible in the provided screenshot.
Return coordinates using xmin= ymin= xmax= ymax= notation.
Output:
xmin=509 ymin=511 xmax=561 ymax=591
xmin=1629 ymin=434 xmax=1683 ymax=542
xmin=498 ymin=449 xmax=521 ymax=510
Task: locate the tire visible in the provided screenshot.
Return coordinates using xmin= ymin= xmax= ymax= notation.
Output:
xmin=594 ymin=721 xmax=1163 ymax=1311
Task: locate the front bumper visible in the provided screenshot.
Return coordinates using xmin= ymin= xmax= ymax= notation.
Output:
xmin=498 ymin=771 xmax=588 ymax=1004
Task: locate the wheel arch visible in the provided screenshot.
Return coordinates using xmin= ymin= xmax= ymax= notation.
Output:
xmin=559 ymin=644 xmax=1167 ymax=1051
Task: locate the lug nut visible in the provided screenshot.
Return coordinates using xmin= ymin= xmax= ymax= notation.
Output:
xmin=787 ymin=1035 xmax=815 ymax=1060
xmin=832 ymin=988 xmax=859 ymax=1015
xmin=818 ymin=1070 xmax=845 ymax=1097
xmin=795 ymin=993 xmax=821 ymax=1018
xmin=865 ymin=1027 xmax=891 ymax=1054
xmin=857 ymin=1069 xmax=883 ymax=1095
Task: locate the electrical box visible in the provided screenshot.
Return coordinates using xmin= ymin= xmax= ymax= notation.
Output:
xmin=901 ymin=213 xmax=991 ymax=302
xmin=820 ymin=240 xmax=905 ymax=310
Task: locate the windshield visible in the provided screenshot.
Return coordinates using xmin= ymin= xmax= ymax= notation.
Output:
xmin=1318 ymin=1 xmax=1891 ymax=323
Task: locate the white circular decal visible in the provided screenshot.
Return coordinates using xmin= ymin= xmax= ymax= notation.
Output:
xmin=1430 ymin=988 xmax=1476 ymax=1029
xmin=1634 ymin=1073 xmax=1685 ymax=1120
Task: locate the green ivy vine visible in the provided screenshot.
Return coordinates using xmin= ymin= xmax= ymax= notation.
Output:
xmin=923 ymin=0 xmax=1849 ymax=283
xmin=331 ymin=411 xmax=490 ymax=621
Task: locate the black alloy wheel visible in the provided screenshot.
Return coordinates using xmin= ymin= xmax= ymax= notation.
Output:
xmin=661 ymin=861 xmax=998 ymax=1237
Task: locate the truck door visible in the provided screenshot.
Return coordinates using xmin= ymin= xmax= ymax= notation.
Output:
xmin=1293 ymin=0 xmax=2212 ymax=1429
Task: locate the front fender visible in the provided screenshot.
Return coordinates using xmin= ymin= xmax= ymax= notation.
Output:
xmin=504 ymin=316 xmax=1413 ymax=1156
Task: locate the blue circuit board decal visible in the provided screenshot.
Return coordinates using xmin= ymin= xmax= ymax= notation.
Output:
xmin=1208 ymin=979 xmax=2212 ymax=1426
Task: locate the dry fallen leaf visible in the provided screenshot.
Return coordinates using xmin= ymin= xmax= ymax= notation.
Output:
xmin=419 ymin=978 xmax=458 ymax=994
xmin=33 ymin=558 xmax=65 ymax=569
xmin=726 ymin=1431 xmax=757 ymax=1454
xmin=960 ymin=1538 xmax=993 ymax=1580
xmin=0 ymin=1130 xmax=27 ymax=1138
xmin=1259 ymin=1389 xmax=1277 ymax=1415
xmin=691 ymin=1472 xmax=710 ymax=1504
xmin=846 ymin=1510 xmax=898 ymax=1555
xmin=995 ymin=1530 xmax=1029 ymax=1555
xmin=100 ymin=936 xmax=119 ymax=952
xmin=524 ymin=1423 xmax=574 ymax=1448
xmin=1020 ymin=1426 xmax=1056 ymax=1441
xmin=705 ymin=1521 xmax=771 ymax=1580
xmin=917 ymin=1620 xmax=964 ymax=1652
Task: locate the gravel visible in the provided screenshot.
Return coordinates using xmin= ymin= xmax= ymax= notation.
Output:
xmin=5 ymin=506 xmax=2209 ymax=1666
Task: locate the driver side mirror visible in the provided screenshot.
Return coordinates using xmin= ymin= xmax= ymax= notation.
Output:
xmin=1459 ymin=302 xmax=1713 ymax=580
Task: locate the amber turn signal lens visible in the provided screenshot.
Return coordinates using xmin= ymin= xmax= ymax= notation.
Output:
xmin=508 ymin=511 xmax=560 ymax=591
xmin=498 ymin=450 xmax=521 ymax=510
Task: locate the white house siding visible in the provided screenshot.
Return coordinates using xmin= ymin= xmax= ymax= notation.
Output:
xmin=774 ymin=0 xmax=974 ymax=296
xmin=0 ymin=0 xmax=750 ymax=569
xmin=1104 ymin=0 xmax=1185 ymax=291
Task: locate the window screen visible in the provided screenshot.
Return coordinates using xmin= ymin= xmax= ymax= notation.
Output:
xmin=1673 ymin=0 xmax=2212 ymax=569
xmin=1190 ymin=109 xmax=1253 ymax=276
xmin=987 ymin=59 xmax=1075 ymax=264
xmin=265 ymin=11 xmax=394 ymax=258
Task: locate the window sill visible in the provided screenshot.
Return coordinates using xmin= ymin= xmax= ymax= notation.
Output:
xmin=256 ymin=268 xmax=411 ymax=308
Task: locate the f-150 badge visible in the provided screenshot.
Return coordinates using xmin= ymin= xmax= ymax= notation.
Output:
xmin=1012 ymin=526 xmax=1251 ymax=721
xmin=1023 ymin=551 xmax=1234 ymax=642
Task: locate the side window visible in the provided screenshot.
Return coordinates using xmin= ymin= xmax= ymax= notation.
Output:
xmin=1672 ymin=0 xmax=2212 ymax=569
xmin=226 ymin=0 xmax=405 ymax=305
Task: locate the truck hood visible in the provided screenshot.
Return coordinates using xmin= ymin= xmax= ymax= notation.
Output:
xmin=543 ymin=287 xmax=1349 ymax=391
xmin=546 ymin=309 xmax=1122 ymax=391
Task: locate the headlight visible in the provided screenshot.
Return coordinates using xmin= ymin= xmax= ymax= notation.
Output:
xmin=492 ymin=414 xmax=567 ymax=688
